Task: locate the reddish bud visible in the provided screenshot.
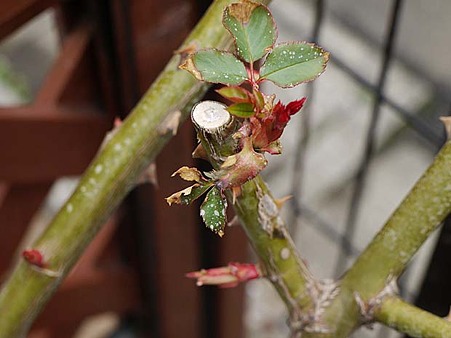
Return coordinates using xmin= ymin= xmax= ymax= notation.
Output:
xmin=186 ymin=262 xmax=260 ymax=288
xmin=22 ymin=249 xmax=46 ymax=268
xmin=251 ymin=97 xmax=306 ymax=153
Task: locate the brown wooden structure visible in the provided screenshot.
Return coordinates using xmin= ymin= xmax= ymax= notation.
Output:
xmin=0 ymin=0 xmax=247 ymax=337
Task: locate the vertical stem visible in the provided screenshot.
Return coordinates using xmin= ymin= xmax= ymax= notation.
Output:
xmin=191 ymin=102 xmax=317 ymax=322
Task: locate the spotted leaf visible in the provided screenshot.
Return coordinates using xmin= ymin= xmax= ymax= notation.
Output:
xmin=200 ymin=186 xmax=227 ymax=237
xmin=166 ymin=183 xmax=212 ymax=206
xmin=259 ymin=42 xmax=329 ymax=88
xmin=223 ymin=1 xmax=277 ymax=63
xmin=180 ymin=49 xmax=247 ymax=85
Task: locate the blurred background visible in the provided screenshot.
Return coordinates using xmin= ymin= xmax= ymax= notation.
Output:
xmin=0 ymin=0 xmax=450 ymax=337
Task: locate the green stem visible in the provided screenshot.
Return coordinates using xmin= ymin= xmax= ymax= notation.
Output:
xmin=304 ymin=140 xmax=451 ymax=337
xmin=191 ymin=106 xmax=317 ymax=324
xmin=235 ymin=177 xmax=316 ymax=317
xmin=0 ymin=0 xmax=269 ymax=336
xmin=374 ymin=297 xmax=451 ymax=338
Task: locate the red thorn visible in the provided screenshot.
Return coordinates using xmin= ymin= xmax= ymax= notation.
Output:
xmin=114 ymin=117 xmax=123 ymax=128
xmin=22 ymin=249 xmax=46 ymax=268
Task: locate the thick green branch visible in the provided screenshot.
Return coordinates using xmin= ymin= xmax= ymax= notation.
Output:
xmin=374 ymin=297 xmax=451 ymax=338
xmin=0 ymin=0 xmax=265 ymax=336
xmin=344 ymin=139 xmax=451 ymax=295
xmin=304 ymin=139 xmax=451 ymax=337
xmin=235 ymin=177 xmax=316 ymax=317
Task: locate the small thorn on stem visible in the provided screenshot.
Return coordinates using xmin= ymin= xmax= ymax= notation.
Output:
xmin=99 ymin=116 xmax=123 ymax=151
xmin=440 ymin=116 xmax=451 ymax=140
xmin=158 ymin=110 xmax=182 ymax=136
xmin=113 ymin=117 xmax=123 ymax=128
xmin=137 ymin=162 xmax=158 ymax=186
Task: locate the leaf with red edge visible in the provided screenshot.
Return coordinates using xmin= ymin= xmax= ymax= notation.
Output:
xmin=227 ymin=102 xmax=255 ymax=118
xmin=166 ymin=183 xmax=212 ymax=206
xmin=260 ymin=42 xmax=329 ymax=88
xmin=216 ymin=86 xmax=251 ymax=103
xmin=223 ymin=1 xmax=277 ymax=63
xmin=180 ymin=49 xmax=247 ymax=85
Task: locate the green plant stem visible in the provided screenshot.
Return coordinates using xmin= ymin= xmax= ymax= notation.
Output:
xmin=374 ymin=297 xmax=451 ymax=338
xmin=0 ymin=0 xmax=270 ymax=336
xmin=191 ymin=111 xmax=317 ymax=323
xmin=235 ymin=177 xmax=316 ymax=317
xmin=303 ymin=139 xmax=451 ymax=337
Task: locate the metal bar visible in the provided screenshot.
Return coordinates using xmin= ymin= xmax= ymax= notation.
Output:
xmin=290 ymin=196 xmax=359 ymax=257
xmin=330 ymin=55 xmax=443 ymax=147
xmin=277 ymin=16 xmax=444 ymax=147
xmin=335 ymin=0 xmax=405 ymax=276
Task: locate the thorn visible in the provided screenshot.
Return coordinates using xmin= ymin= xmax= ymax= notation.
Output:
xmin=275 ymin=195 xmax=292 ymax=210
xmin=192 ymin=144 xmax=208 ymax=160
xmin=158 ymin=110 xmax=182 ymax=136
xmin=227 ymin=216 xmax=240 ymax=227
xmin=231 ymin=186 xmax=242 ymax=204
xmin=100 ymin=116 xmax=123 ymax=151
xmin=114 ymin=116 xmax=123 ymax=128
xmin=440 ymin=116 xmax=451 ymax=140
xmin=137 ymin=162 xmax=158 ymax=186
xmin=445 ymin=307 xmax=451 ymax=322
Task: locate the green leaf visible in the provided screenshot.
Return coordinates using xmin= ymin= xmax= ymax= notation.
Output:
xmin=166 ymin=183 xmax=212 ymax=206
xmin=200 ymin=186 xmax=227 ymax=237
xmin=180 ymin=49 xmax=247 ymax=85
xmin=223 ymin=1 xmax=276 ymax=63
xmin=181 ymin=184 xmax=212 ymax=205
xmin=259 ymin=42 xmax=329 ymax=88
xmin=216 ymin=86 xmax=251 ymax=103
xmin=227 ymin=102 xmax=255 ymax=118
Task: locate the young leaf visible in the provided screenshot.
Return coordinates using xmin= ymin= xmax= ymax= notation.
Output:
xmin=200 ymin=187 xmax=227 ymax=237
xmin=223 ymin=1 xmax=277 ymax=63
xmin=216 ymin=86 xmax=251 ymax=103
xmin=259 ymin=42 xmax=329 ymax=88
xmin=180 ymin=49 xmax=247 ymax=85
xmin=227 ymin=102 xmax=255 ymax=118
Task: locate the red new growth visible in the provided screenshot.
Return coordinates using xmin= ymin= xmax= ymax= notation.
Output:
xmin=186 ymin=262 xmax=260 ymax=288
xmin=251 ymin=97 xmax=306 ymax=154
xmin=22 ymin=249 xmax=46 ymax=268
